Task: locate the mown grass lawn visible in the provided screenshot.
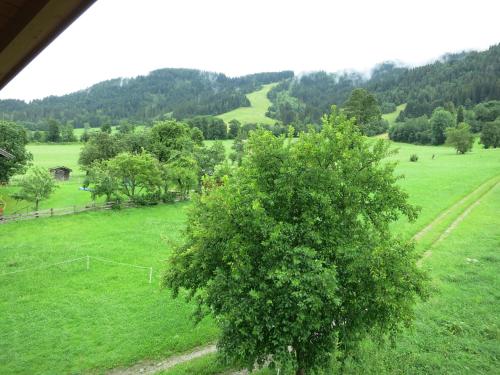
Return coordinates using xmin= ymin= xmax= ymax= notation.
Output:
xmin=0 ymin=139 xmax=498 ymax=374
xmin=0 ymin=202 xmax=218 ymax=375
xmin=344 ymin=183 xmax=500 ymax=375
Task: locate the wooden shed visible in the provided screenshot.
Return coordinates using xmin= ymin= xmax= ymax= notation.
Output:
xmin=49 ymin=166 xmax=72 ymax=180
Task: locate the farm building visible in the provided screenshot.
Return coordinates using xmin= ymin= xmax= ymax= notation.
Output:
xmin=0 ymin=148 xmax=14 ymax=159
xmin=49 ymin=166 xmax=72 ymax=180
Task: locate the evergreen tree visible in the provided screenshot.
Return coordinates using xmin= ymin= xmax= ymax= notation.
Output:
xmin=46 ymin=119 xmax=61 ymax=142
xmin=456 ymin=105 xmax=465 ymax=124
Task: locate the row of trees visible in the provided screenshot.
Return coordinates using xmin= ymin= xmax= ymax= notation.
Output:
xmin=80 ymin=120 xmax=227 ymax=204
xmin=389 ymin=104 xmax=500 ymax=149
xmin=26 ymin=115 xmax=290 ymax=143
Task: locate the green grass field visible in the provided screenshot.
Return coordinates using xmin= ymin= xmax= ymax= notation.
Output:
xmin=217 ymin=83 xmax=277 ymax=125
xmin=1 ymin=138 xmax=499 ymax=374
xmin=382 ymin=103 xmax=406 ymax=126
xmin=0 ymin=203 xmax=218 ymax=375
xmin=0 ymin=143 xmax=91 ymax=215
xmin=1 ymin=140 xmax=235 ymax=215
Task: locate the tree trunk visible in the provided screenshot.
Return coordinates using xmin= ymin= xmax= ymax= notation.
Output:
xmin=35 ymin=199 xmax=39 ymax=211
xmin=295 ymin=346 xmax=306 ymax=375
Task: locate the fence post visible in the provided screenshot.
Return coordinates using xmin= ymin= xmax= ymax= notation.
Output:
xmin=149 ymin=267 xmax=153 ymax=284
xmin=87 ymin=255 xmax=90 ymax=270
xmin=50 ymin=208 xmax=53 ymax=217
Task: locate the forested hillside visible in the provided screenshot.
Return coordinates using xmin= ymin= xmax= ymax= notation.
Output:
xmin=1 ymin=44 xmax=499 ymax=130
xmin=267 ymin=43 xmax=500 ymax=124
xmin=0 ymin=69 xmax=293 ymax=129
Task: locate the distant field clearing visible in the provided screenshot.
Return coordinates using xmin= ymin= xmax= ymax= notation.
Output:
xmin=217 ymin=83 xmax=277 ymax=125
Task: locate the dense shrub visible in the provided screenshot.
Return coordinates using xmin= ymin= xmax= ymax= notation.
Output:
xmin=388 ymin=116 xmax=431 ymax=144
xmin=480 ymin=120 xmax=500 ymax=148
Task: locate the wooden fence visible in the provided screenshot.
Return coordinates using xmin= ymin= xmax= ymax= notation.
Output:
xmin=0 ymin=201 xmax=134 ymax=224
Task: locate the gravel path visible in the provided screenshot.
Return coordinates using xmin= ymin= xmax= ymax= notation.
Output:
xmin=106 ymin=344 xmax=217 ymax=375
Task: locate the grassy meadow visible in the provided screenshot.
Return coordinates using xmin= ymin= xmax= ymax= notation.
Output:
xmin=382 ymin=103 xmax=406 ymax=126
xmin=0 ymin=137 xmax=499 ymax=374
xmin=217 ymin=83 xmax=277 ymax=125
xmin=0 ymin=143 xmax=91 ymax=215
xmin=0 ymin=203 xmax=218 ymax=375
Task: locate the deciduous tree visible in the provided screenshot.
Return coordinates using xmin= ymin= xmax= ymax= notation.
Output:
xmin=11 ymin=166 xmax=57 ymax=210
xmin=445 ymin=123 xmax=474 ymax=154
xmin=106 ymin=152 xmax=162 ymax=200
xmin=480 ymin=119 xmax=500 ymax=148
xmin=165 ymin=155 xmax=199 ymax=200
xmin=430 ymin=109 xmax=454 ymax=145
xmin=85 ymin=161 xmax=119 ymax=202
xmin=165 ymin=108 xmax=428 ymax=374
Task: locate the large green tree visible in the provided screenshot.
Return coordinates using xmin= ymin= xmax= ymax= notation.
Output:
xmin=193 ymin=141 xmax=226 ymax=188
xmin=61 ymin=123 xmax=76 ymax=142
xmin=0 ymin=120 xmax=32 ymax=183
xmin=164 ymin=154 xmax=199 ymax=200
xmin=165 ymin=108 xmax=428 ymax=374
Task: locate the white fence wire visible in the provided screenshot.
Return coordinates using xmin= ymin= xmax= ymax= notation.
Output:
xmin=0 ymin=255 xmax=154 ymax=283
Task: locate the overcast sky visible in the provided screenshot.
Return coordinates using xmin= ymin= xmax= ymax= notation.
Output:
xmin=1 ymin=0 xmax=500 ymax=101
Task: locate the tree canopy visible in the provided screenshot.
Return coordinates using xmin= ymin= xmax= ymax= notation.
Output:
xmin=165 ymin=108 xmax=428 ymax=374
xmin=430 ymin=109 xmax=455 ymax=145
xmin=480 ymin=119 xmax=500 ymax=148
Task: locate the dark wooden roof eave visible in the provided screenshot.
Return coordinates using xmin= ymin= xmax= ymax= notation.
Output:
xmin=49 ymin=166 xmax=72 ymax=172
xmin=0 ymin=0 xmax=97 ymax=90
xmin=0 ymin=148 xmax=14 ymax=159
